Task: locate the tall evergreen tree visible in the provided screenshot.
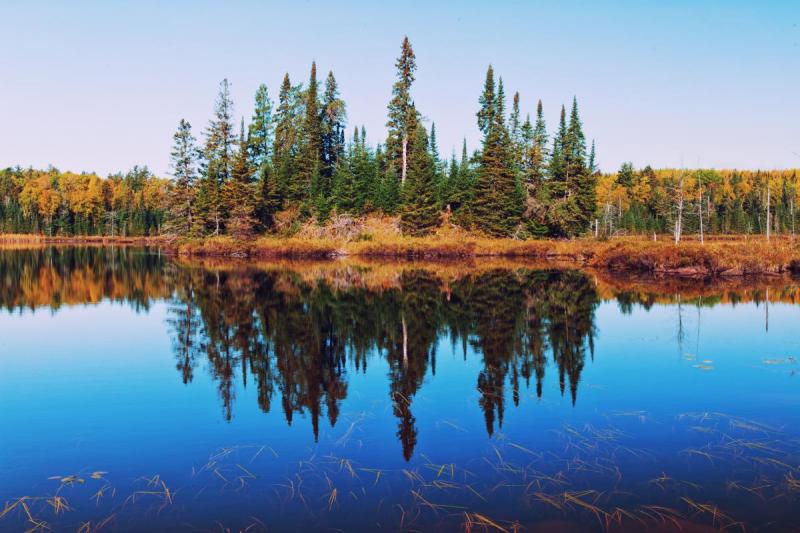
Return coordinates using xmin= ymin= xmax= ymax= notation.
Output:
xmin=386 ymin=36 xmax=418 ymax=186
xmin=247 ymin=84 xmax=278 ymax=229
xmin=247 ymin=84 xmax=273 ymax=169
xmin=565 ymin=97 xmax=594 ymax=232
xmin=320 ymin=71 xmax=346 ymax=182
xmin=400 ymin=126 xmax=441 ymax=236
xmin=196 ymin=79 xmax=236 ymax=235
xmin=273 ymin=73 xmax=301 ymax=205
xmin=166 ymin=119 xmax=199 ymax=236
xmin=531 ymin=100 xmax=549 ymax=184
xmin=297 ymin=62 xmax=322 ymax=206
xmin=469 ymin=72 xmax=523 ymax=236
xmin=477 ymin=65 xmax=496 ymax=137
xmin=224 ymin=121 xmax=258 ymax=239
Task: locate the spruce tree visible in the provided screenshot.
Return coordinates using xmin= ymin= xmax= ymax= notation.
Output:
xmin=469 ymin=74 xmax=523 ymax=237
xmin=273 ymin=73 xmax=300 ymax=205
xmin=386 ymin=37 xmax=418 ymax=186
xmin=297 ymin=62 xmax=322 ymax=206
xmin=565 ymin=97 xmax=594 ymax=232
xmin=198 ymin=79 xmax=236 ymax=235
xmin=321 ymin=71 xmax=346 ymax=183
xmin=224 ymin=122 xmax=258 ymax=239
xmin=477 ymin=65 xmax=496 ymax=137
xmin=247 ymin=84 xmax=278 ymax=229
xmin=531 ymin=100 xmax=549 ymax=184
xmin=167 ymin=119 xmax=198 ymax=236
xmin=400 ymin=126 xmax=441 ymax=236
xmin=247 ymin=84 xmax=273 ymax=169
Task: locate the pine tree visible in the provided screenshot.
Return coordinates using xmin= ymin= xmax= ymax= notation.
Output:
xmin=386 ymin=36 xmax=418 ymax=186
xmin=224 ymin=121 xmax=258 ymax=239
xmin=532 ymin=100 xmax=549 ymax=183
xmin=588 ymin=140 xmax=597 ymax=174
xmin=549 ymin=105 xmax=567 ymax=186
xmin=565 ymin=97 xmax=594 ymax=233
xmin=477 ymin=65 xmax=496 ymax=137
xmin=198 ymin=79 xmax=236 ymax=235
xmin=318 ymin=70 xmax=346 ymax=219
xmin=273 ymin=73 xmax=301 ymax=205
xmin=400 ymin=126 xmax=441 ymax=236
xmin=321 ymin=71 xmax=346 ymax=182
xmin=297 ymin=62 xmax=322 ymax=206
xmin=469 ymin=74 xmax=523 ymax=236
xmin=166 ymin=119 xmax=198 ymax=236
xmin=509 ymin=92 xmax=524 ymax=172
xmin=204 ymin=79 xmax=236 ymax=185
xmin=247 ymin=84 xmax=273 ymax=170
xmin=247 ymin=84 xmax=278 ymax=229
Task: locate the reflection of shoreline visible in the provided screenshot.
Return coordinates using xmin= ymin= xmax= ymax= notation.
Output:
xmin=174 ymin=255 xmax=800 ymax=307
xmin=4 ymin=246 xmax=800 ymax=313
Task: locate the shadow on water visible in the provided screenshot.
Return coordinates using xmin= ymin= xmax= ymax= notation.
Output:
xmin=1 ymin=247 xmax=799 ymax=531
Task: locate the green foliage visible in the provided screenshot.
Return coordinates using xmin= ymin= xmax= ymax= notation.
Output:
xmin=400 ymin=126 xmax=441 ymax=236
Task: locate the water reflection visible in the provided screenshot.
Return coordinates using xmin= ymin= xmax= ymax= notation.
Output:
xmin=2 ymin=247 xmax=792 ymax=460
xmin=164 ymin=265 xmax=601 ymax=458
xmin=2 ymin=247 xmax=800 ymax=531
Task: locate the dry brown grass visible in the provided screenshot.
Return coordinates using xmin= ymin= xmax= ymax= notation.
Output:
xmin=7 ymin=214 xmax=800 ymax=277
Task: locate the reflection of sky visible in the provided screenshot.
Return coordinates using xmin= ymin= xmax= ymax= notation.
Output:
xmin=1 ymin=298 xmax=799 ymax=523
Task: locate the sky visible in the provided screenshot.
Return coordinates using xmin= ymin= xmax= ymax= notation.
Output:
xmin=1 ymin=0 xmax=798 ymax=177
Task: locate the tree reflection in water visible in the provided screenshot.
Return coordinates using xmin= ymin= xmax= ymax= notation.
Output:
xmin=166 ymin=263 xmax=598 ymax=459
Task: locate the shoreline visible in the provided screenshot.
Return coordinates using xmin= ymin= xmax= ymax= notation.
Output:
xmin=3 ymin=233 xmax=800 ymax=278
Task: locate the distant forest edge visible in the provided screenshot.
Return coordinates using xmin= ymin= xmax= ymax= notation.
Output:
xmin=1 ymin=37 xmax=798 ymax=241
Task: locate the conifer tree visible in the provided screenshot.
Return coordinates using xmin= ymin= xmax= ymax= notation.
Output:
xmin=400 ymin=125 xmax=441 ymax=236
xmin=247 ymin=84 xmax=273 ymax=169
xmin=386 ymin=37 xmax=418 ymax=185
xmin=297 ymin=62 xmax=322 ymax=206
xmin=549 ymin=105 xmax=567 ymax=187
xmin=509 ymin=92 xmax=524 ymax=172
xmin=224 ymin=121 xmax=258 ymax=239
xmin=197 ymin=79 xmax=236 ymax=235
xmin=565 ymin=98 xmax=594 ymax=232
xmin=166 ymin=119 xmax=198 ymax=236
xmin=477 ymin=65 xmax=496 ymax=137
xmin=321 ymin=71 xmax=346 ymax=182
xmin=531 ymin=100 xmax=549 ymax=183
xmin=204 ymin=79 xmax=236 ymax=185
xmin=273 ymin=73 xmax=301 ymax=205
xmin=247 ymin=84 xmax=278 ymax=229
xmin=469 ymin=73 xmax=523 ymax=236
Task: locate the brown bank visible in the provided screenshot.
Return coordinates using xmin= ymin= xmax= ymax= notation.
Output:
xmin=5 ymin=231 xmax=800 ymax=278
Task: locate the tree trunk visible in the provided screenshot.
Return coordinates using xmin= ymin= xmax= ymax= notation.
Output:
xmin=766 ymin=184 xmax=771 ymax=241
xmin=674 ymin=174 xmax=684 ymax=245
xmin=402 ymin=316 xmax=408 ymax=367
xmin=401 ymin=135 xmax=408 ymax=185
xmin=698 ymin=188 xmax=704 ymax=245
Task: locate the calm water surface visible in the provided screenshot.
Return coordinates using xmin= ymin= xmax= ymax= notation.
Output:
xmin=1 ymin=247 xmax=799 ymax=531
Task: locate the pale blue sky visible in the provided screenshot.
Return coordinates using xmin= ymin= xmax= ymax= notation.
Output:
xmin=1 ymin=0 xmax=798 ymax=177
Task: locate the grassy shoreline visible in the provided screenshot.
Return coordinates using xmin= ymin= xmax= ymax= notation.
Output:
xmin=4 ymin=232 xmax=800 ymax=277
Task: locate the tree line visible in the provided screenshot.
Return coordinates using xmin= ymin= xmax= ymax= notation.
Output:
xmin=598 ymin=165 xmax=800 ymax=240
xmin=162 ymin=36 xmax=599 ymax=239
xmin=2 ymin=37 xmax=798 ymax=240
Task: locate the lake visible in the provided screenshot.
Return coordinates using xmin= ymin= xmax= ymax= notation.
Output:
xmin=1 ymin=247 xmax=798 ymax=531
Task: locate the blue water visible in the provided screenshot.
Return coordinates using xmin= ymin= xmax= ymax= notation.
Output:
xmin=0 ymin=248 xmax=798 ymax=531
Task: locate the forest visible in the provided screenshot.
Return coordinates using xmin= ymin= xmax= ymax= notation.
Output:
xmin=1 ymin=37 xmax=797 ymax=241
